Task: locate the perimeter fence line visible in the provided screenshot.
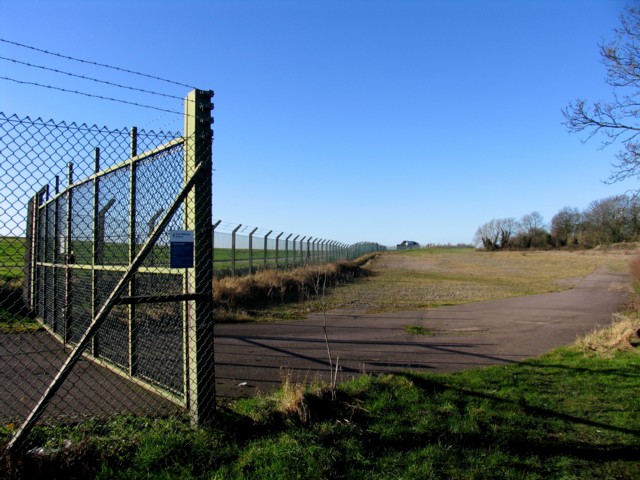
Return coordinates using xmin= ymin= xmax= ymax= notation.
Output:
xmin=210 ymin=220 xmax=386 ymax=278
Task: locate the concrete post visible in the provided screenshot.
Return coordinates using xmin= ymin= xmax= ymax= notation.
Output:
xmin=183 ymin=89 xmax=215 ymax=425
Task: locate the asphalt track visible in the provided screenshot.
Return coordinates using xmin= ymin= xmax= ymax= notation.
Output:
xmin=214 ymin=267 xmax=632 ymax=398
xmin=1 ymin=267 xmax=630 ymax=425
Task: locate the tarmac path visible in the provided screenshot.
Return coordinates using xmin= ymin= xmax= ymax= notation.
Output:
xmin=1 ymin=267 xmax=630 ymax=425
xmin=214 ymin=267 xmax=632 ymax=398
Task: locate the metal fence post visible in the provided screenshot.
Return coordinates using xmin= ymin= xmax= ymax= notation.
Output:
xmin=299 ymin=236 xmax=306 ymax=266
xmin=64 ymin=164 xmax=73 ymax=343
xmin=25 ymin=193 xmax=38 ymax=311
xmin=275 ymin=232 xmax=283 ymax=269
xmin=285 ymin=233 xmax=292 ymax=267
xmin=292 ymin=235 xmax=300 ymax=268
xmin=52 ymin=176 xmax=60 ymax=333
xmin=263 ymin=230 xmax=272 ymax=270
xmin=232 ymin=224 xmax=241 ymax=276
xmin=211 ymin=220 xmax=221 ymax=275
xmin=248 ymin=227 xmax=258 ymax=274
xmin=184 ymin=89 xmax=215 ymax=425
xmin=91 ymin=148 xmax=101 ymax=356
xmin=128 ymin=127 xmax=138 ymax=376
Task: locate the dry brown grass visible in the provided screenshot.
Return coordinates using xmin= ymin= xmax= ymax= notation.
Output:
xmin=575 ymin=251 xmax=640 ymax=356
xmin=575 ymin=312 xmax=640 ymax=356
xmin=274 ymin=369 xmax=311 ymax=423
xmin=212 ymin=255 xmax=374 ymax=320
xmin=629 ymin=255 xmax=640 ymax=282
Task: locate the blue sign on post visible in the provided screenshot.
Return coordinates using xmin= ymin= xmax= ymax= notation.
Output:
xmin=170 ymin=230 xmax=194 ymax=268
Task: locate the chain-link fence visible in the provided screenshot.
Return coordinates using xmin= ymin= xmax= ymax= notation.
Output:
xmin=1 ymin=89 xmax=216 ymax=449
xmin=210 ymin=221 xmax=386 ymax=277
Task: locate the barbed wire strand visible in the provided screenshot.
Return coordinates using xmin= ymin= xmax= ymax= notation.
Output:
xmin=0 ymin=37 xmax=195 ymax=90
xmin=0 ymin=75 xmax=183 ymax=116
xmin=0 ymin=55 xmax=183 ymax=100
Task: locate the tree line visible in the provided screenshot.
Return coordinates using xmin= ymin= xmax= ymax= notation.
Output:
xmin=474 ymin=194 xmax=640 ymax=250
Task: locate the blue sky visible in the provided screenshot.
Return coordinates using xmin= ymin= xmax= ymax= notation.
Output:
xmin=0 ymin=0 xmax=634 ymax=246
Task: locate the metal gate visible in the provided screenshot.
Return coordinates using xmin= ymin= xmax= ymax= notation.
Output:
xmin=9 ymin=89 xmax=214 ymax=449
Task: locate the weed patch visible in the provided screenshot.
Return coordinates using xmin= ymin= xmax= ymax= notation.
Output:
xmin=404 ymin=325 xmax=433 ymax=335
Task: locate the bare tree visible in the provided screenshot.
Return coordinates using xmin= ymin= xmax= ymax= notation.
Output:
xmin=474 ymin=218 xmax=517 ymax=250
xmin=474 ymin=219 xmax=499 ymax=250
xmin=498 ymin=217 xmax=518 ymax=248
xmin=551 ymin=207 xmax=581 ymax=246
xmin=563 ymin=7 xmax=640 ymax=186
xmin=582 ymin=195 xmax=628 ymax=245
xmin=515 ymin=211 xmax=549 ymax=248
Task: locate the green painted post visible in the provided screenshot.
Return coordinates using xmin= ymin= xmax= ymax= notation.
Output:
xmin=184 ymin=89 xmax=215 ymax=425
xmin=92 ymin=148 xmax=100 ymax=356
xmin=211 ymin=220 xmax=221 ymax=276
xmin=129 ymin=127 xmax=138 ymax=377
xmin=52 ymin=176 xmax=60 ymax=333
xmin=64 ymin=164 xmax=73 ymax=343
xmin=275 ymin=232 xmax=283 ymax=269
xmin=285 ymin=234 xmax=292 ymax=267
xmin=232 ymin=224 xmax=241 ymax=276
xmin=292 ymin=235 xmax=299 ymax=267
xmin=248 ymin=227 xmax=258 ymax=273
xmin=263 ymin=230 xmax=272 ymax=270
xmin=300 ymin=236 xmax=306 ymax=265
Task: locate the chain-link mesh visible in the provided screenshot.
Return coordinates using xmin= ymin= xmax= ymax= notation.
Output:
xmin=0 ymin=90 xmax=215 ymax=449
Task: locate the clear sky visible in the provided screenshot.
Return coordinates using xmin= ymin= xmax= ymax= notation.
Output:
xmin=0 ymin=0 xmax=634 ymax=246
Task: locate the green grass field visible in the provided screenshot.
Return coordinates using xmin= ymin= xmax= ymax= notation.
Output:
xmin=0 ymin=237 xmax=40 ymax=332
xmin=0 ymin=236 xmax=25 ymax=281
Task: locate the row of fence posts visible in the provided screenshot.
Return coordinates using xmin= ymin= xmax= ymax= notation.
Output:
xmin=212 ymin=220 xmax=385 ymax=277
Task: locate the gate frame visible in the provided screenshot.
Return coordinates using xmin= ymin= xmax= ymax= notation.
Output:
xmin=9 ymin=89 xmax=215 ymax=451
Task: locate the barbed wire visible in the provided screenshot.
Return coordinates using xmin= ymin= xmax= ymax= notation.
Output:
xmin=0 ymin=37 xmax=195 ymax=90
xmin=0 ymin=55 xmax=183 ymax=100
xmin=0 ymin=75 xmax=184 ymax=116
